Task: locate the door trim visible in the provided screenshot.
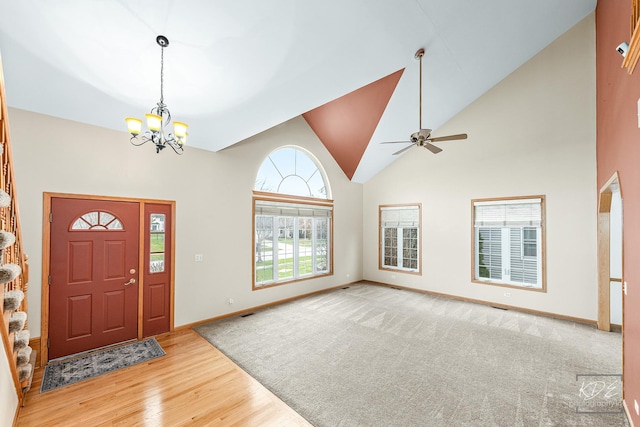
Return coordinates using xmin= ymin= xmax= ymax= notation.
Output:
xmin=597 ymin=172 xmax=623 ymax=332
xmin=596 ymin=172 xmax=625 ymax=401
xmin=41 ymin=192 xmax=176 ymax=364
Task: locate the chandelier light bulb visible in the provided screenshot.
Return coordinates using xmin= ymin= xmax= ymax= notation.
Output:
xmin=145 ymin=114 xmax=162 ymax=132
xmin=125 ymin=117 xmax=142 ymax=135
xmin=173 ymin=121 xmax=188 ymax=139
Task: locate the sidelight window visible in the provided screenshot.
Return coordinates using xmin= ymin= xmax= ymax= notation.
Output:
xmin=149 ymin=213 xmax=166 ymax=273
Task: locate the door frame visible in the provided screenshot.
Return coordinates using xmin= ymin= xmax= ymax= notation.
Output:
xmin=597 ymin=172 xmax=625 ymax=399
xmin=41 ymin=192 xmax=176 ymax=364
xmin=597 ymin=172 xmax=623 ymax=332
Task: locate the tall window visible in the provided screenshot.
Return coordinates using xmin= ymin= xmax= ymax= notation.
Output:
xmin=379 ymin=204 xmax=421 ymax=274
xmin=149 ymin=213 xmax=166 ymax=273
xmin=254 ymin=147 xmax=332 ymax=289
xmin=472 ymin=196 xmax=545 ymax=290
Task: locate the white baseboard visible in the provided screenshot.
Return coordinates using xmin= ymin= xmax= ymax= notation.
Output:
xmin=624 ymin=399 xmax=636 ymax=427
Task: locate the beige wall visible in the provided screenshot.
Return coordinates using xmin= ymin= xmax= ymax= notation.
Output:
xmin=9 ymin=113 xmax=363 ymax=337
xmin=363 ymin=14 xmax=597 ymax=320
xmin=0 ymin=333 xmax=18 ymax=427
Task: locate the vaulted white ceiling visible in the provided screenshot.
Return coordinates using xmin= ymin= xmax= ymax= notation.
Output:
xmin=0 ymin=0 xmax=596 ymax=182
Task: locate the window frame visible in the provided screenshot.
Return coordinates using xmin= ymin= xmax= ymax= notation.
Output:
xmin=378 ymin=203 xmax=422 ymax=275
xmin=471 ymin=195 xmax=546 ymax=292
xmin=148 ymin=213 xmax=166 ymax=274
xmin=253 ymin=192 xmax=333 ymax=290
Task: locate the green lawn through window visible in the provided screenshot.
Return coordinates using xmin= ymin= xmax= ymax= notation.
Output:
xmin=256 ymin=255 xmax=314 ymax=283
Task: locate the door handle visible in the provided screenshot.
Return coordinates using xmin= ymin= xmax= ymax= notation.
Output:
xmin=124 ymin=278 xmax=136 ymax=286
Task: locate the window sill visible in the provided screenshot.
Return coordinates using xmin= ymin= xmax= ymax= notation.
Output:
xmin=379 ymin=267 xmax=422 ymax=276
xmin=253 ymin=271 xmax=333 ymax=290
xmin=472 ymin=279 xmax=546 ymax=293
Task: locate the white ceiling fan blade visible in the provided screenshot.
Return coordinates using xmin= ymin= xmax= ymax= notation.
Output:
xmin=427 ymin=133 xmax=468 ymax=142
xmin=424 ymin=142 xmax=443 ymax=154
xmin=393 ymin=144 xmax=415 ymax=155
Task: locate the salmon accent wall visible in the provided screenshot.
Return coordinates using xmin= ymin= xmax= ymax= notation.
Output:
xmin=302 ymin=69 xmax=404 ymax=180
xmin=596 ymin=1 xmax=640 ymax=424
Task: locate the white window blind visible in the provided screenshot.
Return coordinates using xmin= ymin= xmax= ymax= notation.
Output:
xmin=255 ymin=200 xmax=332 ymax=217
xmin=381 ymin=206 xmax=419 ymax=227
xmin=474 ymin=199 xmax=541 ymax=227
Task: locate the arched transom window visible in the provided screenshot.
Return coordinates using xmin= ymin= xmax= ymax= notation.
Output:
xmin=255 ymin=147 xmax=330 ymax=199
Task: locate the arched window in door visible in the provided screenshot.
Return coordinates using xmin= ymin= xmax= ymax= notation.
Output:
xmin=70 ymin=211 xmax=124 ymax=230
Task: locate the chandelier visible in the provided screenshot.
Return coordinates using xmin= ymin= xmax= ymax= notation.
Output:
xmin=125 ymin=35 xmax=188 ymax=154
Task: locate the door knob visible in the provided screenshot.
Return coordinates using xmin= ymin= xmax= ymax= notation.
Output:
xmin=124 ymin=278 xmax=136 ymax=286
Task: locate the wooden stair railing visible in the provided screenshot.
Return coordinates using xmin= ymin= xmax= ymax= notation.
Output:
xmin=0 ymin=51 xmax=33 ymax=404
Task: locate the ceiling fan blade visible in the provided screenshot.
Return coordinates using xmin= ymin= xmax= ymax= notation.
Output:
xmin=381 ymin=141 xmax=412 ymax=144
xmin=427 ymin=133 xmax=468 ymax=142
xmin=393 ymin=144 xmax=415 ymax=155
xmin=424 ymin=143 xmax=443 ymax=154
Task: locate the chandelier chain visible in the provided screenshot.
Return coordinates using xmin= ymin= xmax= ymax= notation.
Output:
xmin=159 ymin=43 xmax=165 ymax=105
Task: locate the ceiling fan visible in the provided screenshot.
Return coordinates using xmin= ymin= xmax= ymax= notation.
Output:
xmin=382 ymin=48 xmax=468 ymax=155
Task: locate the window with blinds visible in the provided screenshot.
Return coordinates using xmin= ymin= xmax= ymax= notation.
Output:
xmin=254 ymin=197 xmax=332 ymax=288
xmin=473 ymin=197 xmax=545 ymax=290
xmin=379 ymin=204 xmax=421 ymax=273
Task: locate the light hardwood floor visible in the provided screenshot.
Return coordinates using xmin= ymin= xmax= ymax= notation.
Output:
xmin=17 ymin=329 xmax=310 ymax=426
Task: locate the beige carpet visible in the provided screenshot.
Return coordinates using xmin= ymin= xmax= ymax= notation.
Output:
xmin=195 ymin=283 xmax=628 ymax=426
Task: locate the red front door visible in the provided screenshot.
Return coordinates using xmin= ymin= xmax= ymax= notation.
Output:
xmin=49 ymin=198 xmax=139 ymax=359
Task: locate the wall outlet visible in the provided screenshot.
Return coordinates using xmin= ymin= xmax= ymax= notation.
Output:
xmin=504 ymin=292 xmax=511 ymax=297
xmin=635 ymin=399 xmax=639 ymax=415
xmin=195 ymin=254 xmax=203 ymax=262
xmin=228 ymin=298 xmax=234 ymax=305
xmin=624 ymin=281 xmax=628 ymax=296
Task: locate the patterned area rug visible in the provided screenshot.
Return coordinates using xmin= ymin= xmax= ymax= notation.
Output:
xmin=40 ymin=338 xmax=165 ymax=393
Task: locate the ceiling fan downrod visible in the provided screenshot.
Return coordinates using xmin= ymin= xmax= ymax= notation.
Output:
xmin=415 ymin=48 xmax=425 ymax=130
